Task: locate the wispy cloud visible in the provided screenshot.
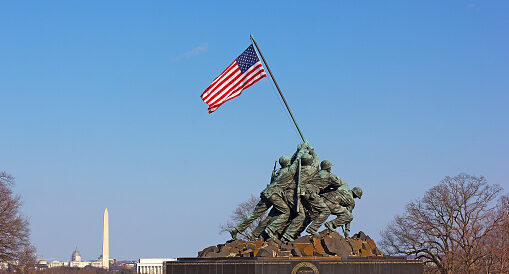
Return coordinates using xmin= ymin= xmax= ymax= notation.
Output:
xmin=466 ymin=3 xmax=479 ymax=11
xmin=185 ymin=44 xmax=208 ymax=57
xmin=173 ymin=43 xmax=208 ymax=61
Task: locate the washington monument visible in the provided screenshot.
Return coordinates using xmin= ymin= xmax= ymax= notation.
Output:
xmin=102 ymin=208 xmax=109 ymax=270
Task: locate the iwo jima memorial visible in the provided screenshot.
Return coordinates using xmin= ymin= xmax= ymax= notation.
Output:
xmin=165 ymin=35 xmax=423 ymax=273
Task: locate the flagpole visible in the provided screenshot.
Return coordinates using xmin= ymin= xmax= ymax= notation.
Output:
xmin=250 ymin=34 xmax=306 ymax=143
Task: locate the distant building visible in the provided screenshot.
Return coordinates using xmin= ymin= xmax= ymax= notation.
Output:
xmin=47 ymin=260 xmax=66 ymax=268
xmin=111 ymin=260 xmax=137 ymax=271
xmin=37 ymin=248 xmax=110 ymax=269
xmin=37 ymin=208 xmax=111 ymax=270
xmin=68 ymin=248 xmax=93 ymax=268
xmin=72 ymin=249 xmax=81 ymax=262
xmin=35 ymin=260 xmax=48 ymax=269
xmin=137 ymin=258 xmax=176 ymax=274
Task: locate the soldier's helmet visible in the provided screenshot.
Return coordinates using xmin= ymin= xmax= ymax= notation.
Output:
xmin=320 ymin=160 xmax=333 ymax=170
xmin=301 ymin=154 xmax=313 ymax=166
xmin=279 ymin=156 xmax=291 ymax=167
xmin=352 ymin=187 xmax=363 ymax=199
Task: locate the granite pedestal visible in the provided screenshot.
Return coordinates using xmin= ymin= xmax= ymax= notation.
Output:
xmin=165 ymin=256 xmax=422 ymax=274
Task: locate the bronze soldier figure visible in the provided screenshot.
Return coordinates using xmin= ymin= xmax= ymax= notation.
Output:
xmin=281 ymin=148 xmax=319 ymax=241
xmin=299 ymin=160 xmax=344 ymax=236
xmin=229 ymin=144 xmax=306 ymax=240
xmin=260 ymin=143 xmax=308 ymax=239
xmin=323 ymin=186 xmax=363 ymax=237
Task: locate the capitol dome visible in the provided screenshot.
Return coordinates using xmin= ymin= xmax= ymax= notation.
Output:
xmin=71 ymin=248 xmax=82 ymax=262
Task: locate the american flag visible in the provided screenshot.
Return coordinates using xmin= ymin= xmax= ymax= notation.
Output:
xmin=201 ymin=44 xmax=267 ymax=113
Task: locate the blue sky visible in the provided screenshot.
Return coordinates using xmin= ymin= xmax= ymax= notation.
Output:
xmin=1 ymin=0 xmax=508 ymax=260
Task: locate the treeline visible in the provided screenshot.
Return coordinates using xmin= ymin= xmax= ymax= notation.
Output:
xmin=0 ymin=267 xmax=135 ymax=274
xmin=0 ymin=171 xmax=36 ymax=273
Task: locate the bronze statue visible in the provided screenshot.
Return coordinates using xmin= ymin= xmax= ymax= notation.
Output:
xmin=229 ymin=144 xmax=306 ymax=240
xmin=297 ymin=160 xmax=344 ymax=236
xmin=322 ymin=186 xmax=362 ymax=237
xmin=228 ymin=143 xmax=363 ymax=241
xmin=281 ymin=149 xmax=319 ymax=241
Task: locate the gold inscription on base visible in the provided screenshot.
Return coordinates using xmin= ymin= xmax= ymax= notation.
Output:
xmin=291 ymin=262 xmax=319 ymax=274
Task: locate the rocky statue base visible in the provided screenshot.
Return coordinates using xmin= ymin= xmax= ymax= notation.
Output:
xmin=163 ymin=230 xmax=423 ymax=274
xmin=199 ymin=230 xmax=382 ymax=258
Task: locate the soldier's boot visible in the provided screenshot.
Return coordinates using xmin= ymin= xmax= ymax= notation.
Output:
xmin=305 ymin=227 xmax=319 ymax=236
xmin=325 ymin=221 xmax=335 ymax=232
xmin=229 ymin=228 xmax=239 ymax=240
xmin=341 ymin=225 xmax=350 ymax=238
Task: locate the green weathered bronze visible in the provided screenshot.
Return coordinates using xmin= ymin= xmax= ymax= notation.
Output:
xmin=230 ymin=143 xmax=306 ymax=240
xmin=322 ymin=184 xmax=363 ymax=237
xmin=229 ymin=142 xmax=363 ymax=241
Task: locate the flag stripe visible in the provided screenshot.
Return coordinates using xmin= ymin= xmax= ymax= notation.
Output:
xmin=209 ymin=61 xmax=236 ymax=86
xmin=225 ymin=65 xmax=266 ymax=101
xmin=204 ymin=68 xmax=242 ymax=105
xmin=213 ymin=67 xmax=266 ymax=110
xmin=206 ymin=62 xmax=263 ymax=106
xmin=201 ymin=44 xmax=267 ymax=113
xmin=202 ymin=69 xmax=237 ymax=100
xmin=202 ymin=65 xmax=241 ymax=102
xmin=201 ymin=61 xmax=237 ymax=100
xmin=207 ymin=63 xmax=264 ymax=107
xmin=208 ymin=68 xmax=266 ymax=113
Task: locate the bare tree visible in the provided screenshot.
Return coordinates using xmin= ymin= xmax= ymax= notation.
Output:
xmin=479 ymin=195 xmax=509 ymax=273
xmin=220 ymin=195 xmax=267 ymax=240
xmin=380 ymin=173 xmax=504 ymax=274
xmin=0 ymin=171 xmax=36 ymax=269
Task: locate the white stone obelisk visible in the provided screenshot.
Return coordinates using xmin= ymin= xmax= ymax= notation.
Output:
xmin=102 ymin=208 xmax=109 ymax=270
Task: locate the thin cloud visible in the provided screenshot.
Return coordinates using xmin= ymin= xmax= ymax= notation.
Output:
xmin=466 ymin=3 xmax=479 ymax=11
xmin=185 ymin=44 xmax=208 ymax=57
xmin=173 ymin=43 xmax=208 ymax=61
